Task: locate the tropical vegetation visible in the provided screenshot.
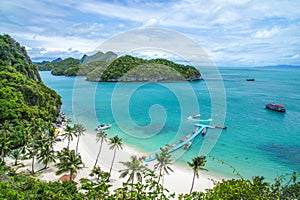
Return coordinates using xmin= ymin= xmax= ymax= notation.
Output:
xmin=108 ymin=135 xmax=123 ymax=180
xmin=87 ymin=55 xmax=201 ymax=82
xmin=0 ymin=34 xmax=299 ymax=199
xmin=187 ymin=155 xmax=207 ymax=194
xmin=37 ymin=50 xmax=201 ymax=82
xmin=0 ymin=34 xmax=61 ymax=157
xmin=154 ymin=147 xmax=173 ymax=185
xmin=38 ymin=51 xmax=117 ymax=76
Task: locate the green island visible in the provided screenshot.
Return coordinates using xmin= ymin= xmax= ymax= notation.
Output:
xmin=0 ymin=34 xmax=299 ymax=199
xmin=38 ymin=51 xmax=201 ymax=82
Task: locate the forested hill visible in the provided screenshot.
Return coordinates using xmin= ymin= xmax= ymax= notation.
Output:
xmin=86 ymin=55 xmax=201 ymax=82
xmin=37 ymin=52 xmax=201 ymax=82
xmin=38 ymin=51 xmax=117 ymax=76
xmin=0 ymin=34 xmax=61 ymax=126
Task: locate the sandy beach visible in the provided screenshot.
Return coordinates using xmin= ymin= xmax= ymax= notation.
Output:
xmin=6 ymin=130 xmax=222 ymax=195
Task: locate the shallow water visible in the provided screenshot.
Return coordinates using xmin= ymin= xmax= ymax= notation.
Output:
xmin=40 ymin=66 xmax=300 ymax=180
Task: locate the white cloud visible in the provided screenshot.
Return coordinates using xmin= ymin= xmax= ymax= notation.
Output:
xmin=142 ymin=18 xmax=158 ymax=27
xmin=252 ymin=26 xmax=280 ymax=38
xmin=73 ymin=0 xmax=164 ymax=23
xmin=1 ymin=0 xmax=300 ymax=66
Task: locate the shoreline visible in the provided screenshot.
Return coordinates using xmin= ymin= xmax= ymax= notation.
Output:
xmin=5 ymin=129 xmax=225 ymax=194
xmin=78 ymin=130 xmax=224 ymax=193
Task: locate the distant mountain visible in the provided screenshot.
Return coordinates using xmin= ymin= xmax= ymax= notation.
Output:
xmin=47 ymin=57 xmax=81 ymax=76
xmin=51 ymin=57 xmax=62 ymax=63
xmin=34 ymin=57 xmax=62 ymax=68
xmin=34 ymin=60 xmax=50 ymax=66
xmin=80 ymin=51 xmax=117 ymax=64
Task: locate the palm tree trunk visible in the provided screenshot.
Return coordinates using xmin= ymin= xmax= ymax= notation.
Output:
xmin=1 ymin=150 xmax=4 ymax=163
xmin=67 ymin=138 xmax=70 ymax=150
xmin=131 ymin=177 xmax=134 ymax=191
xmin=157 ymin=168 xmax=162 ymax=184
xmin=109 ymin=149 xmax=117 ymax=180
xmin=70 ymin=168 xmax=73 ymax=182
xmin=32 ymin=156 xmax=35 ymax=174
xmin=94 ymin=141 xmax=103 ymax=168
xmin=189 ymin=171 xmax=196 ymax=194
xmin=76 ymin=136 xmax=80 ymax=155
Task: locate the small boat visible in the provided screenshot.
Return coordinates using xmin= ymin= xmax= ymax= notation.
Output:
xmin=95 ymin=124 xmax=112 ymax=131
xmin=211 ymin=124 xmax=227 ymax=130
xmin=184 ymin=142 xmax=192 ymax=149
xmin=188 ymin=114 xmax=200 ymax=120
xmin=266 ymin=103 xmax=286 ymax=113
xmin=246 ymin=78 xmax=255 ymax=81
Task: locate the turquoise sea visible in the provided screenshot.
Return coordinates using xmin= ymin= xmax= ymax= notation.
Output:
xmin=40 ymin=66 xmax=300 ymax=181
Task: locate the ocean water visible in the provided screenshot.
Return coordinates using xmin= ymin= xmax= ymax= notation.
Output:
xmin=40 ymin=67 xmax=300 ymax=181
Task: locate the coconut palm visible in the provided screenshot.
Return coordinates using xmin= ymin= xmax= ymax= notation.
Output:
xmin=62 ymin=125 xmax=76 ymax=150
xmin=90 ymin=166 xmax=110 ymax=181
xmin=187 ymin=155 xmax=207 ymax=194
xmin=154 ymin=147 xmax=173 ymax=185
xmin=119 ymin=156 xmax=147 ymax=185
xmin=56 ymin=148 xmax=84 ymax=182
xmin=94 ymin=130 xmax=108 ymax=168
xmin=108 ymin=135 xmax=123 ymax=180
xmin=26 ymin=134 xmax=43 ymax=174
xmin=24 ymin=118 xmax=46 ymax=174
xmin=37 ymin=136 xmax=56 ymax=170
xmin=0 ymin=120 xmax=13 ymax=162
xmin=74 ymin=124 xmax=86 ymax=155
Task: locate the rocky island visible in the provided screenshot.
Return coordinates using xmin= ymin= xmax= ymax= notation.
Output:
xmin=37 ymin=52 xmax=201 ymax=82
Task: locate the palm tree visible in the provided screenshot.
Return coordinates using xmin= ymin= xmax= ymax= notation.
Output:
xmin=108 ymin=135 xmax=123 ymax=180
xmin=119 ymin=156 xmax=147 ymax=185
xmin=62 ymin=125 xmax=76 ymax=150
xmin=73 ymin=124 xmax=86 ymax=155
xmin=187 ymin=155 xmax=207 ymax=194
xmin=154 ymin=147 xmax=173 ymax=185
xmin=37 ymin=136 xmax=56 ymax=170
xmin=94 ymin=130 xmax=108 ymax=168
xmin=56 ymin=148 xmax=84 ymax=182
xmin=26 ymin=134 xmax=43 ymax=174
xmin=90 ymin=166 xmax=109 ymax=181
xmin=0 ymin=121 xmax=13 ymax=162
xmin=24 ymin=118 xmax=46 ymax=174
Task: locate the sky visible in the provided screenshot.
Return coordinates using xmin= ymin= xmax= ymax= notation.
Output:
xmin=0 ymin=0 xmax=300 ymax=67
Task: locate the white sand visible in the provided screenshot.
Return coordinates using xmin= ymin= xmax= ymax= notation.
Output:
xmin=5 ymin=130 xmax=222 ymax=195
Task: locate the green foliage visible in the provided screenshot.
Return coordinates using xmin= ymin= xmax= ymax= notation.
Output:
xmin=0 ymin=34 xmax=61 ymax=157
xmin=55 ymin=148 xmax=84 ymax=182
xmin=108 ymin=135 xmax=124 ymax=178
xmin=119 ymin=156 xmax=148 ymax=184
xmin=0 ymin=165 xmax=81 ymax=199
xmin=154 ymin=147 xmax=173 ymax=184
xmin=0 ymin=163 xmax=299 ymax=199
xmin=37 ymin=51 xmax=117 ymax=77
xmin=89 ymin=166 xmax=110 ymax=182
xmin=46 ymin=57 xmax=80 ymax=76
xmin=87 ymin=55 xmax=201 ymax=82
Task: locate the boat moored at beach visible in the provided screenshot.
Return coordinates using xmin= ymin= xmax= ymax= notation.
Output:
xmin=95 ymin=124 xmax=112 ymax=131
xmin=265 ymin=103 xmax=286 ymax=113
